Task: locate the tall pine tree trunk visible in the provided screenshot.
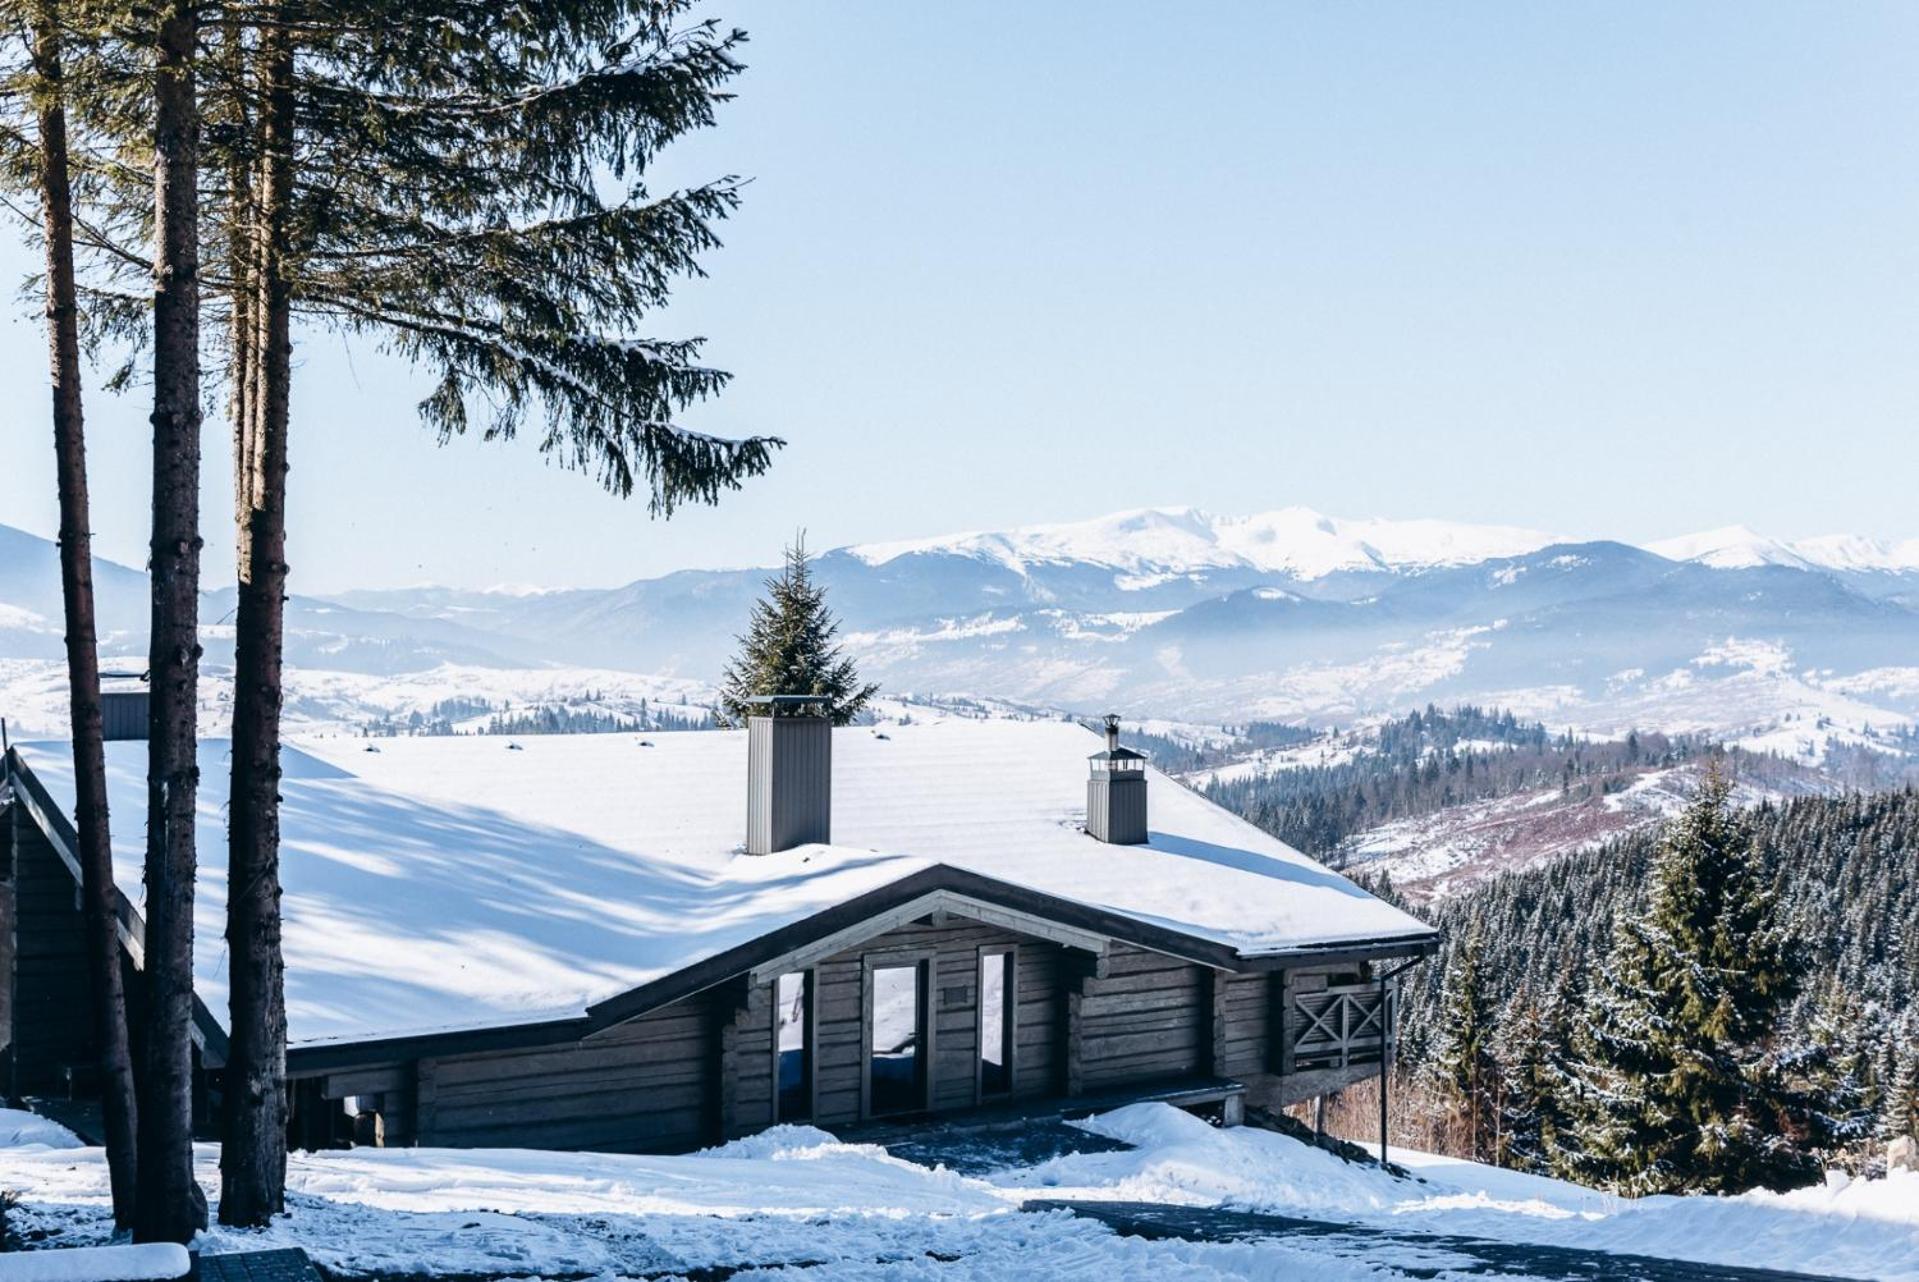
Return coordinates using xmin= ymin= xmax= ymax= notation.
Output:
xmin=136 ymin=0 xmax=208 ymax=1245
xmin=220 ymin=14 xmax=292 ymax=1227
xmin=29 ymin=0 xmax=139 ymax=1230
xmin=224 ymin=11 xmax=253 ymax=521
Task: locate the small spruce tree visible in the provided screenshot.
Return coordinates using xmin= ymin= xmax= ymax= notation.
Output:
xmin=1563 ymin=762 xmax=1818 ymax=1195
xmin=1881 ymin=1014 xmax=1919 ymax=1142
xmin=720 ymin=537 xmax=877 ymax=726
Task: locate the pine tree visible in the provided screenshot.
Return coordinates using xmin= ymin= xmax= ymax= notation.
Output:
xmin=180 ymin=0 xmax=783 ymax=1223
xmin=1431 ymin=929 xmax=1499 ymax=1162
xmin=1 ymin=0 xmax=141 ymax=1226
xmin=1563 ymin=762 xmax=1818 ymax=1195
xmin=720 ymin=538 xmax=877 ymax=726
xmin=131 ymin=0 xmax=212 ymax=1244
xmin=1494 ymin=984 xmax=1574 ymax=1174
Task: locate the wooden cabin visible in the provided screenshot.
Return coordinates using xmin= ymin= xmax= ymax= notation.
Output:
xmin=0 ymin=708 xmax=1437 ymax=1152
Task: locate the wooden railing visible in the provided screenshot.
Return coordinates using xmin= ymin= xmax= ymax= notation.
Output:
xmin=1288 ymin=982 xmax=1392 ymax=1072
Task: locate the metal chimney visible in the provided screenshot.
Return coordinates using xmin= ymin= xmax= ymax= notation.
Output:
xmin=745 ymin=695 xmax=832 ymax=855
xmin=1087 ymin=713 xmax=1147 ymax=844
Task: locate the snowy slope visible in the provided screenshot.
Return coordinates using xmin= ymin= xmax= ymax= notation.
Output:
xmin=4 ymin=1103 xmax=1913 ymax=1281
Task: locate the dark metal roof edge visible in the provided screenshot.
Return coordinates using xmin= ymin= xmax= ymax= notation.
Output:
xmin=1231 ymin=931 xmax=1443 ymax=971
xmin=287 ymin=1016 xmax=591 ymax=1075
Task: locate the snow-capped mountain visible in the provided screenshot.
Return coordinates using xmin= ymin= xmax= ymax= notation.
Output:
xmin=849 ymin=505 xmax=1559 ymax=582
xmin=1645 ymin=525 xmax=1817 ymax=571
xmin=1648 ymin=524 xmax=1919 ymax=578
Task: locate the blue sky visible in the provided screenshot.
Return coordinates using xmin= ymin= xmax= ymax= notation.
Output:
xmin=0 ymin=1 xmax=1915 ymax=591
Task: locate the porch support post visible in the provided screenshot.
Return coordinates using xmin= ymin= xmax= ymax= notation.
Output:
xmin=1378 ymin=969 xmax=1390 ymax=1166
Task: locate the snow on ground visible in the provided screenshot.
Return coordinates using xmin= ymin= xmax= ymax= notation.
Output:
xmin=5 ymin=1104 xmax=1915 ymax=1281
xmin=1012 ymin=1106 xmax=1919 ymax=1281
xmin=0 ymin=1109 xmax=85 ymax=1151
xmin=1389 ymin=1145 xmax=1919 ymax=1282
xmin=0 ymin=659 xmax=720 ymax=740
xmin=1 ymin=1244 xmax=189 ymax=1282
xmin=1338 ymin=786 xmax=1581 ymax=899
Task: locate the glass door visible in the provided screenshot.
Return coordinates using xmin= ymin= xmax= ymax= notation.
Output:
xmin=774 ymin=971 xmax=813 ymax=1122
xmin=867 ymin=962 xmax=926 ymax=1116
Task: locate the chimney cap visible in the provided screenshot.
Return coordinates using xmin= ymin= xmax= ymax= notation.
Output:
xmin=1088 ymin=713 xmax=1147 ymax=765
xmin=744 ymin=694 xmax=830 ymax=718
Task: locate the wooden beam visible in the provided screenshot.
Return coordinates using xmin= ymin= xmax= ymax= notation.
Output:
xmin=1065 ymin=987 xmax=1085 ymax=1098
xmin=1277 ymin=970 xmax=1296 ymax=1076
xmin=415 ymin=1058 xmax=438 ymax=1145
xmin=715 ymin=994 xmax=739 ymax=1143
xmin=1208 ymin=969 xmax=1229 ymax=1078
xmin=321 ymin=1066 xmax=409 ymax=1100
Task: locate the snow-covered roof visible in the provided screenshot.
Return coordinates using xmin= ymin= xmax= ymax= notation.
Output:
xmin=11 ymin=720 xmax=1432 ymax=1049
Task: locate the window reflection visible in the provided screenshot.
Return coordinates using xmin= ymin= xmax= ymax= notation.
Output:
xmin=980 ymin=952 xmax=1011 ymax=1096
xmin=870 ymin=964 xmax=922 ymax=1115
xmin=776 ymin=971 xmax=812 ymax=1122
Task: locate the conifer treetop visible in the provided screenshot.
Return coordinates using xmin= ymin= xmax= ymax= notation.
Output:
xmin=719 ymin=536 xmax=878 ymax=727
xmin=1561 ymin=757 xmax=1818 ymax=1196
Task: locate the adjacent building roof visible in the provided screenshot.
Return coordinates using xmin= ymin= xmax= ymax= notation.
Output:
xmin=9 ymin=720 xmax=1434 ymax=1052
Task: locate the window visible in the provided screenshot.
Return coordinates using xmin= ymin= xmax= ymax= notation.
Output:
xmin=979 ymin=949 xmax=1015 ymax=1097
xmin=774 ymin=971 xmax=813 ymax=1122
xmin=868 ymin=962 xmax=926 ymax=1116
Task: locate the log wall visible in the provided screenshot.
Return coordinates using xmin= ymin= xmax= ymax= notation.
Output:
xmin=1074 ymin=943 xmax=1209 ymax=1090
xmin=412 ymin=989 xmax=725 ymax=1152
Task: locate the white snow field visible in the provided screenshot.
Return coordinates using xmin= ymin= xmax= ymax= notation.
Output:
xmin=3 ymin=1105 xmax=1914 ymax=1281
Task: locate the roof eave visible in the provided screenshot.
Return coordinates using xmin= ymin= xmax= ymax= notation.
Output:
xmin=1229 ymin=930 xmax=1443 ymax=971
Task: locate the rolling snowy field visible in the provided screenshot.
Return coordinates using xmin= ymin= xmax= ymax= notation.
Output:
xmin=3 ymin=1106 xmax=1914 ymax=1280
